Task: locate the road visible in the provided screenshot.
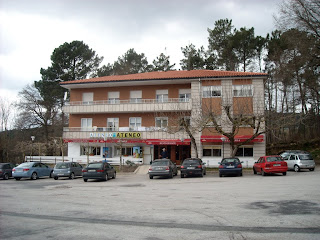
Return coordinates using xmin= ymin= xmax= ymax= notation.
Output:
xmin=1 ymin=169 xmax=320 ymax=240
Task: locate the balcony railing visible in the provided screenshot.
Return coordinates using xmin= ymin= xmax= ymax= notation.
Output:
xmin=63 ymin=98 xmax=192 ymax=114
xmin=63 ymin=126 xmax=169 ymax=132
xmin=65 ymin=98 xmax=190 ymax=106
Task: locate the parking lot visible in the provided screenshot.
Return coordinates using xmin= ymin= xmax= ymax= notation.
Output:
xmin=1 ymin=169 xmax=320 ymax=240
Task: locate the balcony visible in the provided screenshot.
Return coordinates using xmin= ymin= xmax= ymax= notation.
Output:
xmin=63 ymin=98 xmax=192 ymax=114
xmin=63 ymin=127 xmax=190 ymax=142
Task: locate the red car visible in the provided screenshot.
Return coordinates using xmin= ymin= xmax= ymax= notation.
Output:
xmin=253 ymin=155 xmax=288 ymax=176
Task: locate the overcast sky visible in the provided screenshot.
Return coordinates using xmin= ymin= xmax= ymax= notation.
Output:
xmin=0 ymin=0 xmax=281 ymax=102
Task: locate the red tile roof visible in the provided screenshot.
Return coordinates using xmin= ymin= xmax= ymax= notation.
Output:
xmin=60 ymin=70 xmax=268 ymax=85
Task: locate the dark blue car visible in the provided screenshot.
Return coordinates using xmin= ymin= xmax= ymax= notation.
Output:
xmin=218 ymin=158 xmax=243 ymax=177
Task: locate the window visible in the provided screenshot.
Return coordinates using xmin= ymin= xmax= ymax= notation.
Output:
xmin=129 ymin=117 xmax=142 ymax=130
xmin=202 ymin=86 xmax=221 ymax=98
xmin=82 ymin=92 xmax=93 ymax=104
xmin=107 ymin=118 xmax=119 ymax=131
xmin=233 ymin=85 xmax=253 ymax=97
xmin=81 ymin=118 xmax=92 ymax=129
xmin=235 ymin=146 xmax=253 ymax=157
xmin=116 ymin=147 xmax=133 ymax=156
xmin=155 ymin=117 xmax=168 ymax=128
xmin=108 ymin=91 xmax=120 ymax=104
xmin=203 ymin=146 xmax=221 ymax=157
xmin=179 ymin=89 xmax=191 ymax=102
xmin=130 ymin=90 xmax=142 ymax=103
xmin=156 ymin=90 xmax=168 ymax=102
xmin=80 ymin=146 xmax=101 ymax=156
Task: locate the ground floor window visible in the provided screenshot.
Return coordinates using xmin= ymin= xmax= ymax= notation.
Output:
xmin=116 ymin=146 xmax=133 ymax=156
xmin=235 ymin=146 xmax=253 ymax=157
xmin=203 ymin=145 xmax=221 ymax=157
xmin=80 ymin=145 xmax=101 ymax=156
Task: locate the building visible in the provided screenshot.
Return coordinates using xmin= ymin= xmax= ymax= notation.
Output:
xmin=60 ymin=70 xmax=267 ymax=167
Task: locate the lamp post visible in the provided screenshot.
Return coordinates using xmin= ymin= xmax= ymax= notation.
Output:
xmin=221 ymin=137 xmax=225 ymax=159
xmin=31 ymin=136 xmax=35 ymax=161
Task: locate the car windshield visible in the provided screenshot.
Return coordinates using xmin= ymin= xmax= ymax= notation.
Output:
xmin=17 ymin=162 xmax=33 ymax=168
xmin=222 ymin=158 xmax=239 ymax=164
xmin=183 ymin=160 xmax=200 ymax=165
xmin=267 ymin=156 xmax=283 ymax=162
xmin=55 ymin=163 xmax=70 ymax=169
xmin=152 ymin=161 xmax=169 ymax=166
xmin=87 ymin=163 xmax=103 ymax=168
xmin=299 ymin=154 xmax=313 ymax=160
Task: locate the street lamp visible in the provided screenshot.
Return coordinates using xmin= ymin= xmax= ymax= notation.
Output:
xmin=221 ymin=137 xmax=225 ymax=159
xmin=31 ymin=136 xmax=35 ymax=161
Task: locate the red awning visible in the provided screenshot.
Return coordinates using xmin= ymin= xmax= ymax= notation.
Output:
xmin=201 ymin=135 xmax=264 ymax=143
xmin=145 ymin=139 xmax=191 ymax=145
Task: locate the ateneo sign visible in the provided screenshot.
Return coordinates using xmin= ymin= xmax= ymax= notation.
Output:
xmin=90 ymin=132 xmax=141 ymax=139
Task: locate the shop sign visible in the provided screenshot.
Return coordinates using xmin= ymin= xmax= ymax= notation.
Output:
xmin=90 ymin=132 xmax=141 ymax=139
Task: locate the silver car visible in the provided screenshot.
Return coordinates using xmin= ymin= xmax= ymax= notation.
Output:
xmin=53 ymin=162 xmax=83 ymax=180
xmin=283 ymin=153 xmax=315 ymax=172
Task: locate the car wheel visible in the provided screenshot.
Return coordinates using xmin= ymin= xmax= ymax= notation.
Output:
xmin=105 ymin=174 xmax=108 ymax=181
xmin=219 ymin=173 xmax=222 ymax=177
xmin=31 ymin=172 xmax=37 ymax=180
xmin=49 ymin=171 xmax=53 ymax=178
xmin=15 ymin=177 xmax=21 ymax=180
xmin=69 ymin=172 xmax=75 ymax=179
xmin=261 ymin=169 xmax=266 ymax=176
xmin=169 ymin=171 xmax=173 ymax=178
xmin=294 ymin=165 xmax=300 ymax=172
xmin=309 ymin=168 xmax=314 ymax=171
xmin=283 ymin=172 xmax=287 ymax=176
xmin=4 ymin=173 xmax=9 ymax=180
xmin=253 ymin=168 xmax=257 ymax=174
xmin=83 ymin=179 xmax=88 ymax=182
xmin=112 ymin=172 xmax=116 ymax=179
xmin=149 ymin=175 xmax=153 ymax=179
xmin=200 ymin=172 xmax=203 ymax=177
xmin=54 ymin=176 xmax=58 ymax=180
xmin=204 ymin=170 xmax=206 ymax=175
xmin=239 ymin=172 xmax=243 ymax=177
xmin=181 ymin=174 xmax=184 ymax=178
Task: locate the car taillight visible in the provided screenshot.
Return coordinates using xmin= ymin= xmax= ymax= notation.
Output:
xmin=166 ymin=167 xmax=169 ymax=170
xmin=82 ymin=169 xmax=87 ymax=172
xmin=23 ymin=168 xmax=30 ymax=171
xmin=180 ymin=166 xmax=184 ymax=169
xmin=219 ymin=165 xmax=224 ymax=168
xmin=12 ymin=168 xmax=16 ymax=172
xmin=0 ymin=171 xmax=2 ymax=174
xmin=96 ymin=170 xmax=104 ymax=172
xmin=265 ymin=164 xmax=271 ymax=168
xmin=237 ymin=164 xmax=242 ymax=168
xmin=197 ymin=165 xmax=202 ymax=168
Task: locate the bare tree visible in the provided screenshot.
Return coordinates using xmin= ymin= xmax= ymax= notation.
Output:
xmin=275 ymin=0 xmax=320 ymax=40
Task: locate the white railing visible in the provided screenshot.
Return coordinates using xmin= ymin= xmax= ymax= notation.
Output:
xmin=65 ymin=98 xmax=190 ymax=106
xmin=63 ymin=126 xmax=169 ymax=132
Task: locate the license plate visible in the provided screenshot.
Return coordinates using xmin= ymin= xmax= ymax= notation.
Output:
xmin=274 ymin=164 xmax=280 ymax=166
xmin=88 ymin=170 xmax=96 ymax=172
xmin=187 ymin=167 xmax=195 ymax=169
xmin=226 ymin=166 xmax=234 ymax=168
xmin=156 ymin=167 xmax=162 ymax=170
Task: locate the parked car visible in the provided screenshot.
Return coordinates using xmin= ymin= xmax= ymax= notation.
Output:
xmin=253 ymin=155 xmax=288 ymax=176
xmin=0 ymin=163 xmax=15 ymax=180
xmin=148 ymin=159 xmax=177 ymax=179
xmin=278 ymin=150 xmax=310 ymax=160
xmin=218 ymin=158 xmax=243 ymax=177
xmin=53 ymin=162 xmax=83 ymax=180
xmin=180 ymin=158 xmax=206 ymax=178
xmin=283 ymin=153 xmax=315 ymax=172
xmin=12 ymin=162 xmax=53 ymax=180
xmin=82 ymin=162 xmax=116 ymax=182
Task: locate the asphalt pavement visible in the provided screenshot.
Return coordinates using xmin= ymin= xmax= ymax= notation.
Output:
xmin=1 ymin=169 xmax=320 ymax=240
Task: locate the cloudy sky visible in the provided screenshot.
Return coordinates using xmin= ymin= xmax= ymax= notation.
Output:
xmin=0 ymin=0 xmax=281 ymax=102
